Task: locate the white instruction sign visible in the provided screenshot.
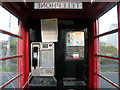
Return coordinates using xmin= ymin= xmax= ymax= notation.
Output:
xmin=41 ymin=18 xmax=58 ymax=42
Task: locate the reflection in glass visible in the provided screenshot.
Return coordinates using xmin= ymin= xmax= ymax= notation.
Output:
xmin=0 ymin=33 xmax=18 ymax=58
xmin=98 ymin=5 xmax=118 ymax=35
xmin=98 ymin=32 xmax=118 ymax=58
xmin=0 ymin=58 xmax=18 ymax=85
xmin=3 ymin=76 xmax=22 ymax=88
xmin=0 ymin=61 xmax=2 ymax=85
xmin=100 ymin=77 xmax=117 ymax=88
xmin=0 ymin=5 xmax=19 ymax=35
xmin=99 ymin=57 xmax=119 ymax=85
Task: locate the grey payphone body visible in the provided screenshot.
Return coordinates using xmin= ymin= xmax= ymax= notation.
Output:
xmin=31 ymin=42 xmax=55 ymax=76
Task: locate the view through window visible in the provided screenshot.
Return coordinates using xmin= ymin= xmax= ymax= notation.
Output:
xmin=0 ymin=5 xmax=23 ymax=89
xmin=96 ymin=5 xmax=119 ymax=88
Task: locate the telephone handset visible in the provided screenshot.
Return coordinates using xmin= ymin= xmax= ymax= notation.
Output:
xmin=32 ymin=47 xmax=38 ymax=69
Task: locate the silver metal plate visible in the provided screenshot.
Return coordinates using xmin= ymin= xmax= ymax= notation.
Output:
xmin=41 ymin=50 xmax=54 ymax=68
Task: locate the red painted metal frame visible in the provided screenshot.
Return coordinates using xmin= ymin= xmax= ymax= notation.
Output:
xmin=89 ymin=20 xmax=97 ymax=89
xmin=95 ymin=28 xmax=119 ymax=38
xmin=95 ymin=20 xmax=100 ymax=88
xmin=0 ymin=73 xmax=23 ymax=89
xmin=25 ymin=27 xmax=29 ymax=88
xmin=22 ymin=23 xmax=26 ymax=88
xmin=17 ymin=21 xmax=23 ymax=88
xmin=93 ymin=21 xmax=97 ymax=88
xmin=22 ymin=22 xmax=29 ymax=88
xmin=117 ymin=2 xmax=120 ymax=88
xmin=95 ymin=73 xmax=119 ymax=88
xmin=96 ymin=55 xmax=119 ymax=60
xmin=0 ymin=29 xmax=23 ymax=38
xmin=95 ymin=2 xmax=120 ymax=89
xmin=0 ymin=55 xmax=22 ymax=60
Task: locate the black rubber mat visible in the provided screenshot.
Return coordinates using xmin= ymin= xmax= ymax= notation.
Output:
xmin=29 ymin=76 xmax=57 ymax=87
xmin=63 ymin=81 xmax=86 ymax=86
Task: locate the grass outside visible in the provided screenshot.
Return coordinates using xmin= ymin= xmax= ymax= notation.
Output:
xmin=1 ymin=66 xmax=17 ymax=72
xmin=101 ymin=67 xmax=118 ymax=72
xmin=101 ymin=59 xmax=119 ymax=64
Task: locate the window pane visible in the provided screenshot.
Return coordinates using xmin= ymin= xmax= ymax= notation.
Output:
xmin=0 ymin=61 xmax=2 ymax=85
xmin=3 ymin=76 xmax=22 ymax=88
xmin=0 ymin=5 xmax=19 ymax=35
xmin=0 ymin=58 xmax=19 ymax=85
xmin=0 ymin=33 xmax=19 ymax=58
xmin=98 ymin=57 xmax=119 ymax=85
xmin=98 ymin=32 xmax=118 ymax=58
xmin=98 ymin=5 xmax=118 ymax=35
xmin=100 ymin=77 xmax=118 ymax=89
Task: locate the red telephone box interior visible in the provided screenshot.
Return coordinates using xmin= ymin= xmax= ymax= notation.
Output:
xmin=0 ymin=2 xmax=119 ymax=89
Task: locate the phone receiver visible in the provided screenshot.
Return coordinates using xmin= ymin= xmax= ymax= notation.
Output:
xmin=32 ymin=47 xmax=38 ymax=69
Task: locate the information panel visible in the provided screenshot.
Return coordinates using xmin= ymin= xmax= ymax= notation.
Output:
xmin=41 ymin=18 xmax=58 ymax=42
xmin=66 ymin=31 xmax=84 ymax=46
xmin=66 ymin=31 xmax=85 ymax=60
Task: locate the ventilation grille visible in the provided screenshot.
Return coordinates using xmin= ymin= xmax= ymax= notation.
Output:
xmin=41 ymin=68 xmax=54 ymax=76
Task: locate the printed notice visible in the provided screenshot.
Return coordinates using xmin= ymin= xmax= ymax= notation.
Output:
xmin=41 ymin=18 xmax=58 ymax=42
xmin=66 ymin=31 xmax=84 ymax=46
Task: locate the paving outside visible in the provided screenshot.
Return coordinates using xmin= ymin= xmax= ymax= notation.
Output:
xmin=101 ymin=72 xmax=118 ymax=88
xmin=0 ymin=72 xmax=18 ymax=88
xmin=0 ymin=72 xmax=119 ymax=89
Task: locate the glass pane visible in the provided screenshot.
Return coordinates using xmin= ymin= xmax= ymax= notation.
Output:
xmin=3 ymin=76 xmax=22 ymax=89
xmin=0 ymin=33 xmax=18 ymax=58
xmin=0 ymin=58 xmax=19 ymax=85
xmin=0 ymin=5 xmax=19 ymax=35
xmin=100 ymin=77 xmax=118 ymax=89
xmin=99 ymin=57 xmax=119 ymax=85
xmin=66 ymin=31 xmax=84 ymax=46
xmin=0 ymin=61 xmax=2 ymax=85
xmin=98 ymin=32 xmax=118 ymax=58
xmin=98 ymin=5 xmax=118 ymax=35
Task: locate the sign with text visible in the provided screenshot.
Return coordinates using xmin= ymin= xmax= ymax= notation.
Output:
xmin=73 ymin=53 xmax=79 ymax=59
xmin=34 ymin=2 xmax=82 ymax=9
xmin=41 ymin=18 xmax=58 ymax=42
xmin=66 ymin=31 xmax=84 ymax=46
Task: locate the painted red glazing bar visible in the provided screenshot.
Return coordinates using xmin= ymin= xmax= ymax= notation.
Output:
xmin=0 ymin=73 xmax=23 ymax=89
xmin=96 ymin=20 xmax=100 ymax=88
xmin=26 ymin=29 xmax=29 ymax=88
xmin=95 ymin=28 xmax=119 ymax=38
xmin=93 ymin=21 xmax=97 ymax=88
xmin=95 ymin=73 xmax=119 ymax=89
xmin=89 ymin=20 xmax=97 ymax=88
xmin=0 ymin=55 xmax=23 ymax=60
xmin=117 ymin=2 xmax=120 ymax=87
xmin=17 ymin=21 xmax=23 ymax=88
xmin=0 ymin=29 xmax=23 ymax=38
xmin=95 ymin=54 xmax=119 ymax=60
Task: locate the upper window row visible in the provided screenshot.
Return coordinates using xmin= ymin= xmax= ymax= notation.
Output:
xmin=98 ymin=5 xmax=118 ymax=35
xmin=0 ymin=5 xmax=19 ymax=35
xmin=96 ymin=5 xmax=119 ymax=58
